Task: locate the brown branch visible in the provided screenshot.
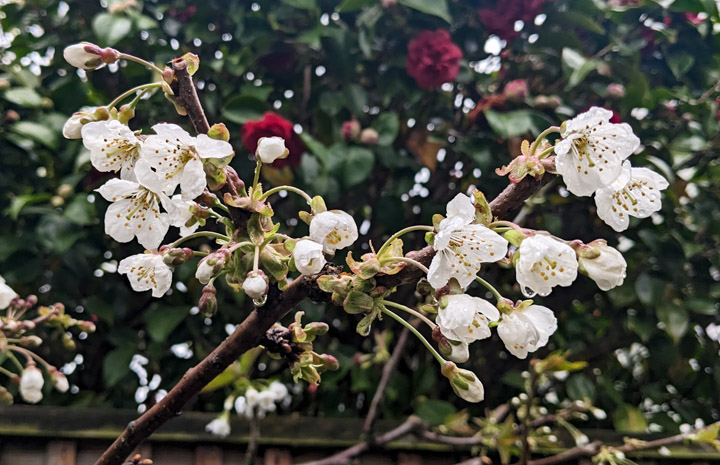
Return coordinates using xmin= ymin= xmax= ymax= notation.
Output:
xmin=525 ymin=441 xmax=603 ymax=465
xmin=298 ymin=416 xmax=424 ymax=465
xmin=95 ymin=60 xmax=554 ymax=465
xmin=363 ymin=326 xmax=411 ymax=435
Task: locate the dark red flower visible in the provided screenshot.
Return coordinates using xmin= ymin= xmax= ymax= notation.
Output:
xmin=406 ymin=30 xmax=463 ymax=89
xmin=241 ymin=112 xmax=304 ymax=168
xmin=478 ymin=0 xmax=550 ymax=41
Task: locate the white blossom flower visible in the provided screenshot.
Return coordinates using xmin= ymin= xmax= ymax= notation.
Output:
xmin=293 ymin=239 xmax=326 ymax=275
xmin=578 ymin=240 xmax=627 ymax=291
xmin=268 ymin=381 xmax=290 ymax=405
xmin=82 ymin=119 xmax=141 ymax=181
xmin=256 ymin=136 xmax=288 ymax=163
xmin=516 ymin=235 xmax=578 ymax=297
xmin=63 ymin=106 xmax=98 ymax=139
xmin=309 ymin=210 xmax=358 ymax=254
xmin=497 ymin=304 xmax=557 ymax=359
xmin=245 ymin=387 xmax=260 ymax=408
xmin=20 ymin=365 xmax=44 ymax=404
xmin=118 ymin=253 xmax=173 ymax=298
xmin=95 ymin=159 xmax=174 ymax=250
xmin=437 ymin=294 xmax=500 ymax=345
xmin=63 ymin=42 xmax=107 ymax=70
xmin=428 ymin=193 xmax=508 ymax=289
xmin=243 ymin=271 xmax=268 ymax=299
xmin=594 ymin=161 xmax=669 ymax=232
xmin=555 ymin=107 xmax=640 ymax=197
xmin=205 ymin=415 xmax=231 ymax=438
xmin=257 ymin=390 xmax=277 ymax=413
xmin=441 ymin=362 xmax=484 ymax=403
xmin=50 ymin=369 xmax=69 ymax=393
xmin=142 ymin=123 xmax=234 ymax=200
xmin=234 ymin=396 xmax=247 ymax=416
xmin=170 ymin=195 xmax=200 ymax=237
xmin=0 ymin=276 xmax=17 ymax=310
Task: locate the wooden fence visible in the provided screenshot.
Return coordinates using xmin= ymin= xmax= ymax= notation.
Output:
xmin=0 ymin=406 xmax=718 ymax=465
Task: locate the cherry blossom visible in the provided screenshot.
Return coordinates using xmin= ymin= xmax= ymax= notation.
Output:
xmin=82 ymin=119 xmax=141 ymax=181
xmin=205 ymin=414 xmax=231 ymax=438
xmin=436 ymin=294 xmax=500 ymax=346
xmin=555 ymin=107 xmax=640 ymax=197
xmin=293 ymin=239 xmax=326 ymax=275
xmin=63 ymin=42 xmax=116 ymax=70
xmin=594 ymin=161 xmax=669 ymax=232
xmin=63 ymin=106 xmax=99 ymax=139
xmin=0 ymin=276 xmax=17 ymax=310
xmin=243 ymin=271 xmax=269 ymax=299
xmin=170 ymin=195 xmax=201 ymax=237
xmin=19 ymin=364 xmax=44 ymax=404
xmin=256 ymin=136 xmax=288 ymax=164
xmin=118 ymin=253 xmax=173 ymax=298
xmin=441 ymin=361 xmax=484 ymax=403
xmin=309 ymin=210 xmax=358 ymax=254
xmin=578 ymin=240 xmax=627 ymax=291
xmin=95 ymin=159 xmax=174 ymax=250
xmin=142 ymin=123 xmax=234 ymax=200
xmin=497 ymin=304 xmax=557 ymax=359
xmin=516 ymin=235 xmax=578 ymax=297
xmin=428 ymin=193 xmax=508 ymax=289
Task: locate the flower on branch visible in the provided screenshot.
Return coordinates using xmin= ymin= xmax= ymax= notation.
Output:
xmin=118 ymin=253 xmax=173 ymax=298
xmin=594 ymin=161 xmax=669 ymax=232
xmin=95 ymin=159 xmax=175 ymax=250
xmin=555 ymin=107 xmax=640 ymax=197
xmin=243 ymin=270 xmax=269 ymax=300
xmin=515 ymin=234 xmax=578 ymax=297
xmin=293 ymin=239 xmax=326 ymax=275
xmin=169 ymin=195 xmax=202 ymax=237
xmin=242 ymin=112 xmax=304 ymax=168
xmin=205 ymin=413 xmax=231 ymax=438
xmin=437 ymin=294 xmax=499 ymax=347
xmin=497 ymin=302 xmax=557 ymax=359
xmin=309 ymin=210 xmax=359 ymax=254
xmin=19 ymin=363 xmax=44 ymax=404
xmin=63 ymin=106 xmax=109 ymax=139
xmin=441 ymin=361 xmax=485 ymax=403
xmin=256 ymin=136 xmax=289 ymax=164
xmin=428 ymin=193 xmax=508 ymax=289
xmin=82 ymin=119 xmax=141 ymax=181
xmin=406 ymin=29 xmax=462 ymax=89
xmin=142 ymin=123 xmax=234 ymax=200
xmin=63 ymin=42 xmax=119 ymax=70
xmin=577 ymin=239 xmax=627 ymax=291
xmin=0 ymin=276 xmax=17 ymax=310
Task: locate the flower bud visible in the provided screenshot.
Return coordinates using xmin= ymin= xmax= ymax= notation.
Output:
xmin=5 ymin=110 xmax=19 ymax=122
xmin=503 ymin=79 xmax=529 ymax=101
xmin=341 ymin=120 xmax=361 ymax=141
xmin=162 ymin=66 xmax=175 ymax=84
xmin=0 ymin=386 xmax=13 ymax=405
xmin=293 ymin=240 xmax=326 ymax=275
xmin=19 ymin=336 xmax=43 ymax=348
xmin=20 ymin=363 xmax=44 ymax=404
xmin=533 ymin=95 xmax=562 ymax=109
xmin=162 ymin=246 xmax=195 ymax=266
xmin=256 ymin=136 xmax=289 ymax=164
xmin=359 ymin=128 xmax=378 ymax=146
xmin=63 ymin=42 xmax=118 ymax=70
xmin=319 ymin=354 xmax=339 ymax=371
xmin=62 ymin=333 xmax=76 ymax=350
xmin=606 ymin=83 xmax=626 ymax=98
xmin=577 ymin=239 xmax=627 ymax=291
xmin=195 ymin=249 xmax=231 ymax=284
xmin=441 ymin=361 xmax=485 ymax=403
xmin=51 ymin=196 xmax=64 ymax=207
xmin=117 ymin=104 xmax=135 ymax=124
xmin=199 ymin=285 xmax=217 ymax=316
xmin=49 ymin=367 xmax=69 ymax=393
xmin=243 ymin=270 xmax=269 ymax=300
xmin=77 ymin=320 xmax=96 ymax=333
xmin=208 ymin=123 xmax=230 ymax=142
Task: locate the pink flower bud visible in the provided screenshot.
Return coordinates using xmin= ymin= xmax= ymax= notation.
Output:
xmin=503 ymin=79 xmax=529 ymax=101
xmin=341 ymin=120 xmax=361 ymax=140
xmin=359 ymin=128 xmax=378 ymax=146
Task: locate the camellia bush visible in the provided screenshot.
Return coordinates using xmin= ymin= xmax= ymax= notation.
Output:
xmin=1 ymin=1 xmax=720 ymax=465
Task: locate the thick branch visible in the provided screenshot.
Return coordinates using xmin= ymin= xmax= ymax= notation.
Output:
xmin=96 ymin=61 xmax=554 ymax=465
xmin=298 ymin=416 xmax=424 ymax=465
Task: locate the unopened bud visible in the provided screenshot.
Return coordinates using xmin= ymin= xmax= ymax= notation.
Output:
xmin=162 ymin=246 xmax=195 ymax=266
xmin=62 ymin=333 xmax=76 ymax=350
xmin=243 ymin=270 xmax=269 ymax=300
xmin=77 ymin=320 xmax=96 ymax=333
xmin=25 ymin=295 xmax=38 ymax=306
xmin=162 ymin=67 xmax=174 ymax=84
xmin=199 ymin=285 xmax=217 ymax=316
xmin=56 ymin=184 xmax=73 ymax=199
xmin=606 ymin=83 xmax=625 ymax=98
xmin=320 ymin=354 xmax=339 ymax=371
xmin=195 ymin=249 xmax=231 ymax=284
xmin=0 ymin=78 xmax=9 ymax=90
xmin=441 ymin=361 xmax=485 ymax=403
xmin=0 ymin=386 xmax=13 ymax=405
xmin=117 ymin=104 xmax=135 ymax=124
xmin=19 ymin=336 xmax=43 ymax=348
xmin=49 ymin=367 xmax=69 ymax=393
xmin=51 ymin=195 xmax=65 ymax=207
xmin=207 ymin=123 xmax=230 ymax=142
xmin=359 ymin=128 xmax=378 ymax=146
xmin=5 ymin=110 xmax=20 ymax=122
xmin=503 ymin=79 xmax=529 ymax=101
xmin=341 ymin=120 xmax=361 ymax=140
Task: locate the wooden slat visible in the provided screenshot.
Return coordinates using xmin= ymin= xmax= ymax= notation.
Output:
xmin=194 ymin=445 xmax=222 ymax=465
xmin=398 ymin=453 xmax=424 ymax=465
xmin=46 ymin=440 xmax=77 ymax=465
xmin=263 ymin=448 xmax=292 ymax=465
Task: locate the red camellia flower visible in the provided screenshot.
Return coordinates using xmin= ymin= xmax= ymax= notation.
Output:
xmin=478 ymin=0 xmax=550 ymax=41
xmin=241 ymin=112 xmax=304 ymax=168
xmin=406 ymin=30 xmax=463 ymax=89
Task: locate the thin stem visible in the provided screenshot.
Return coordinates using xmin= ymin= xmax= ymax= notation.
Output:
xmin=118 ymin=53 xmax=164 ymax=75
xmin=253 ymin=246 xmax=260 ymax=272
xmin=379 ymin=256 xmax=429 ymax=274
xmin=381 ymin=300 xmax=436 ymax=329
xmin=193 ymin=251 xmax=208 ymax=257
xmin=5 ymin=351 xmax=25 ymax=372
xmin=380 ymin=307 xmax=445 ymax=364
xmin=170 ymin=231 xmax=230 ymax=248
xmin=259 ymin=185 xmax=312 ymax=205
xmin=0 ymin=366 xmax=16 ymax=378
xmin=252 ymin=160 xmax=262 ymax=190
xmin=488 ymin=220 xmax=523 ymax=232
xmin=528 ymin=126 xmax=561 ymax=157
xmin=107 ymin=82 xmax=163 ymax=109
xmin=536 ymin=145 xmax=555 ymax=160
xmin=228 ymin=241 xmax=254 ymax=253
xmin=475 ymin=276 xmax=502 ymax=302
xmin=9 ymin=345 xmax=51 ymax=369
xmin=376 ymin=225 xmax=434 ymax=257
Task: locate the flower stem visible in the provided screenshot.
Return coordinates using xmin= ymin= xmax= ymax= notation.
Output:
xmin=6 ymin=351 xmax=24 ymax=371
xmin=118 ymin=53 xmax=164 ymax=75
xmin=488 ymin=220 xmax=523 ymax=232
xmin=474 ymin=276 xmax=503 ymax=302
xmin=380 ymin=307 xmax=445 ymax=364
xmin=528 ymin=126 xmax=561 ymax=157
xmin=0 ymin=366 xmax=16 ymax=379
xmin=259 ymin=185 xmax=312 ymax=205
xmin=253 ymin=246 xmax=260 ymax=272
xmin=376 ymin=225 xmax=434 ymax=257
xmin=381 ymin=300 xmax=436 ymax=329
xmin=170 ymin=231 xmax=230 ymax=248
xmin=107 ymin=82 xmax=163 ymax=109
xmin=379 ymin=256 xmax=429 ymax=274
xmin=536 ymin=145 xmax=555 ymax=160
xmin=252 ymin=160 xmax=262 ymax=191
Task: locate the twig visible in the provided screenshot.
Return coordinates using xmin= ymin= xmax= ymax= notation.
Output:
xmin=520 ymin=360 xmax=538 ymax=464
xmin=363 ymin=326 xmax=411 ymax=435
xmin=171 ymin=58 xmax=209 ymax=134
xmin=299 ymin=416 xmax=424 ymax=465
xmin=525 ymin=441 xmax=602 ymax=465
xmin=244 ymin=416 xmax=260 ymax=465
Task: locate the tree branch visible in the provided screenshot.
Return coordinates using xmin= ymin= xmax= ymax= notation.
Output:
xmin=95 ymin=60 xmax=554 ymax=465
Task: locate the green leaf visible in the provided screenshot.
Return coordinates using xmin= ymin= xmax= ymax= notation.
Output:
xmin=343 ymin=147 xmax=375 ymax=187
xmin=103 ymin=346 xmax=135 ymax=387
xmin=337 ymin=0 xmax=376 ymax=11
xmin=415 ymin=399 xmax=456 ymax=425
xmin=562 ymin=48 xmax=599 ymax=89
xmin=6 ymin=193 xmax=52 ymax=220
xmin=484 ymin=109 xmax=553 ymax=138
xmin=566 ymin=373 xmax=596 ymax=401
xmin=143 ymin=305 xmax=189 ymax=343
xmin=635 ymin=273 xmax=665 ymax=305
xmin=657 ymin=303 xmax=688 ymax=343
xmin=343 ymin=84 xmax=367 ymax=114
xmin=686 ymin=297 xmax=719 ymax=315
xmin=202 ymin=363 xmax=240 ymax=393
xmin=63 ymin=196 xmax=97 ymax=225
xmin=612 ymin=404 xmax=647 ymax=432
xmin=666 ymin=52 xmax=695 ymax=79
xmin=92 ymin=13 xmax=132 ymax=47
xmin=280 ymin=0 xmax=317 ymax=9
xmin=398 ymin=0 xmax=452 ymax=22
xmin=11 ymin=121 xmax=58 ymax=149
xmin=299 ymin=133 xmax=331 ymax=167
xmin=371 ymin=113 xmax=399 ymax=146
xmin=36 ymin=215 xmax=83 ymax=253
xmin=2 ymin=87 xmax=45 ymax=108
xmin=221 ymin=95 xmax=268 ymax=124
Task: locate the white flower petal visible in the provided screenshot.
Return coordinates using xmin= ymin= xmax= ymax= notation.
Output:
xmin=293 ymin=239 xmax=326 ymax=275
xmin=195 ymin=133 xmax=234 ymax=159
xmin=445 ymin=193 xmax=475 ymax=223
xmin=498 ymin=305 xmax=556 ymax=359
xmin=96 ymin=179 xmax=140 ymax=202
xmin=309 ymin=211 xmax=358 ymax=254
xmin=437 ymin=294 xmax=497 ymax=345
xmin=579 ymin=241 xmax=627 ymax=291
xmin=83 ymin=120 xmax=140 ymax=176
xmin=516 ymin=235 xmax=578 ymax=297
xmin=118 ymin=254 xmax=173 ymax=298
xmin=0 ymin=278 xmax=17 ymax=310
xmin=180 ymin=157 xmax=206 ymax=200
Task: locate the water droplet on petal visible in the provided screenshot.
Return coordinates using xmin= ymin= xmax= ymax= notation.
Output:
xmin=253 ymin=295 xmax=267 ymax=307
xmin=521 ymin=286 xmax=536 ymax=298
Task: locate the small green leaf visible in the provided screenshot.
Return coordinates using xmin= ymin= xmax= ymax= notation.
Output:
xmin=2 ymin=87 xmax=45 ymax=107
xmin=415 ymin=399 xmax=457 ymax=425
xmin=371 ymin=113 xmax=399 ymax=146
xmin=143 ymin=305 xmax=189 ymax=343
xmin=343 ymin=147 xmax=374 ymax=187
xmin=398 ymin=0 xmax=451 ymax=22
xmin=336 ymin=0 xmax=375 ymax=12
xmin=92 ymin=13 xmax=132 ymax=47
xmin=484 ymin=109 xmax=552 ymax=138
xmin=222 ymin=95 xmax=268 ymax=124
xmin=103 ymin=346 xmax=135 ymax=387
xmin=11 ymin=121 xmax=58 ymax=149
xmin=567 ymin=373 xmax=596 ymax=401
xmin=657 ymin=303 xmax=688 ymax=343
xmin=612 ymin=404 xmax=647 ymax=432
